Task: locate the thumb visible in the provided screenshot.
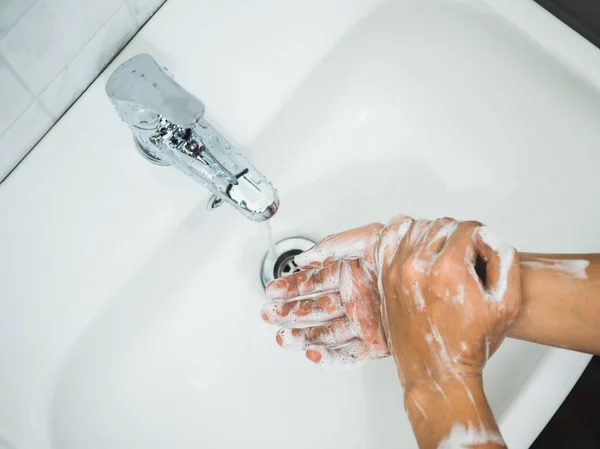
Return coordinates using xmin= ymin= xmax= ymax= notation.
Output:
xmin=475 ymin=226 xmax=517 ymax=303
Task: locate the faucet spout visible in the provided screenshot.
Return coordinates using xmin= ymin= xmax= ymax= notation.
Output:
xmin=105 ymin=54 xmax=279 ymax=222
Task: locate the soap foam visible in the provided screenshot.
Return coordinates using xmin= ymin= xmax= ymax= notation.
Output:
xmin=427 ymin=317 xmax=452 ymax=368
xmin=521 ymin=258 xmax=589 ymax=279
xmin=477 ymin=227 xmax=515 ymax=302
xmin=294 ymin=226 xmax=379 ymax=267
xmin=454 ymin=284 xmax=465 ymax=305
xmin=413 ymin=282 xmax=426 ymax=311
xmin=438 ymin=422 xmax=505 ymax=449
xmin=411 ymin=396 xmax=428 ymax=420
xmin=305 ymin=340 xmax=368 ymax=367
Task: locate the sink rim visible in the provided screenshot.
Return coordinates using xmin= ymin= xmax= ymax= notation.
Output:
xmin=1 ymin=0 xmax=599 ymax=447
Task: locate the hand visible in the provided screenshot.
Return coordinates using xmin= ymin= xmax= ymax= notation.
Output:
xmin=382 ymin=217 xmax=518 ymax=449
xmin=380 ymin=217 xmax=521 ymax=389
xmin=260 ymin=216 xmax=432 ymax=365
xmin=261 ymin=222 xmax=390 ymax=364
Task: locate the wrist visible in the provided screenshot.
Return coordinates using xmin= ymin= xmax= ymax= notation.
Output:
xmin=404 ymin=375 xmax=485 ymax=413
xmin=404 ymin=377 xmax=505 ymax=449
xmin=400 ymin=362 xmax=483 ymax=393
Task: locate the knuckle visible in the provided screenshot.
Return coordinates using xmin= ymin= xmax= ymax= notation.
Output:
xmin=401 ymin=260 xmax=421 ymax=285
xmin=434 ymin=217 xmax=454 ymax=227
xmin=384 ymin=265 xmax=402 ymax=287
xmin=306 ymin=326 xmax=324 ymax=340
xmin=433 ymin=255 xmax=456 ymax=281
xmin=390 ymin=213 xmax=411 ymax=222
xmin=295 ymin=270 xmax=309 ymax=284
xmin=310 ymin=269 xmax=323 ymax=289
xmin=366 ymin=222 xmax=385 ymax=232
xmin=393 ymin=215 xmax=414 ymax=230
xmin=407 ymin=220 xmax=429 ymax=244
xmin=462 ymin=220 xmax=484 ymax=231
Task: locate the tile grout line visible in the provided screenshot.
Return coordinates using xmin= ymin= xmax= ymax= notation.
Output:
xmin=35 ymin=0 xmax=168 ymax=128
xmin=0 ymin=1 xmax=166 ymax=185
xmin=35 ymin=2 xmax=127 ymax=118
xmin=0 ymin=0 xmax=40 ymax=40
xmin=0 ymin=52 xmax=43 ymax=141
xmin=0 ymin=0 xmax=168 ymax=185
xmin=0 ymin=52 xmax=57 ymax=121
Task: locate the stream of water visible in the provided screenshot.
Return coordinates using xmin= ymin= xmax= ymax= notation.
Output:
xmin=264 ymin=221 xmax=277 ymax=260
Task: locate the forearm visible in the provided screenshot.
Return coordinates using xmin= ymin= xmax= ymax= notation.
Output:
xmin=508 ymin=253 xmax=600 ymax=354
xmin=405 ymin=377 xmax=505 ymax=449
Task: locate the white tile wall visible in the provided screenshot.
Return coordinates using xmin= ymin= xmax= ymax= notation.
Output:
xmin=0 ymin=0 xmax=166 ymax=181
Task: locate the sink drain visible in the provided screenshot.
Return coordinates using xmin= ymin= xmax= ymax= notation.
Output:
xmin=261 ymin=237 xmax=315 ymax=288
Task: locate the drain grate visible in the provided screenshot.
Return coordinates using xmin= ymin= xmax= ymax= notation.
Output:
xmin=261 ymin=237 xmax=315 ymax=288
xmin=273 ymin=249 xmax=304 ymax=278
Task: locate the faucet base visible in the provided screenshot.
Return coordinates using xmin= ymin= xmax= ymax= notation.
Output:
xmin=134 ymin=138 xmax=169 ymax=166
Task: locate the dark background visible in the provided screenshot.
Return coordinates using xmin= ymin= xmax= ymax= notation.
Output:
xmin=534 ymin=0 xmax=600 ymax=48
xmin=530 ymin=357 xmax=600 ymax=448
xmin=526 ymin=1 xmax=600 ymax=448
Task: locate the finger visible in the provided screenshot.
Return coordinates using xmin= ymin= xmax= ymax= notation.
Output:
xmin=266 ymin=263 xmax=339 ymax=300
xmin=405 ymin=219 xmax=432 ymax=249
xmin=261 ymin=293 xmax=345 ymax=325
xmin=410 ymin=218 xmax=458 ymax=274
xmin=294 ymin=223 xmax=383 ymax=269
xmin=474 ymin=227 xmax=501 ymax=294
xmin=340 ymin=260 xmax=382 ymax=326
xmin=384 ymin=218 xmax=431 ymax=282
xmin=440 ymin=221 xmax=482 ymax=260
xmin=276 ymin=317 xmax=356 ymax=349
xmin=426 ymin=218 xmax=459 ymax=253
xmin=377 ymin=215 xmax=414 ymax=272
xmin=475 ymin=226 xmax=517 ymax=303
xmin=305 ymin=339 xmax=372 ymax=364
xmin=435 ymin=221 xmax=484 ymax=300
xmin=340 ymin=260 xmax=388 ymax=355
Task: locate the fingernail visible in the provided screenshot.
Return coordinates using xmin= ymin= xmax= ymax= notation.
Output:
xmin=293 ymin=257 xmax=305 ymax=267
xmin=306 ymin=349 xmax=322 ymax=363
xmin=294 ymin=252 xmax=313 ymax=267
xmin=276 ymin=334 xmax=283 ymax=346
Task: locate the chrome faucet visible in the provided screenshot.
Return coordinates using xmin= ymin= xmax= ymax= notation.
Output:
xmin=105 ymin=53 xmax=279 ymax=221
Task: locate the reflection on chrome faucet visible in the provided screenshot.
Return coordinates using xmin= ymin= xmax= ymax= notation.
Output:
xmin=105 ymin=53 xmax=279 ymax=222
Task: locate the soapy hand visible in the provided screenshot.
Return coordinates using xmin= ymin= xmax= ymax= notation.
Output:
xmin=261 ymin=215 xmax=522 ymax=449
xmin=261 ymin=216 xmax=432 ymax=365
xmin=261 ymin=222 xmax=390 ymax=364
xmin=380 ymin=217 xmax=521 ymax=388
xmin=261 ymin=215 xmax=520 ymax=374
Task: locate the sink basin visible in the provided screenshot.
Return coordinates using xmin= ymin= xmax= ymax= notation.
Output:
xmin=0 ymin=0 xmax=599 ymax=448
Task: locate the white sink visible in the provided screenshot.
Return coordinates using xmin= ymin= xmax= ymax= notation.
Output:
xmin=1 ymin=1 xmax=599 ymax=448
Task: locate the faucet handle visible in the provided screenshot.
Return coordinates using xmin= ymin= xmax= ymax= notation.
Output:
xmin=106 ymin=54 xmax=204 ymax=129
